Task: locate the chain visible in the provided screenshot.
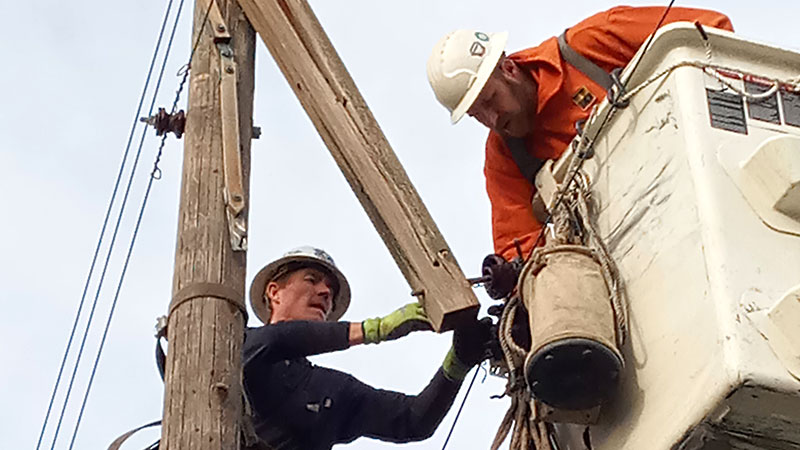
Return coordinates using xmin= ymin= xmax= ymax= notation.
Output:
xmin=151 ymin=0 xmax=215 ymax=180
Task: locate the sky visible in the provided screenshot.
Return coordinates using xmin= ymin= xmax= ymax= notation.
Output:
xmin=2 ymin=1 xmax=800 ymax=449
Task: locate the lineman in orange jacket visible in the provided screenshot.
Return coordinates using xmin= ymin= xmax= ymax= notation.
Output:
xmin=427 ymin=6 xmax=733 ymax=262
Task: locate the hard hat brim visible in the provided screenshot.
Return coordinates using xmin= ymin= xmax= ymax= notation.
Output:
xmin=249 ymin=254 xmax=351 ymax=324
xmin=450 ymin=32 xmax=509 ymax=124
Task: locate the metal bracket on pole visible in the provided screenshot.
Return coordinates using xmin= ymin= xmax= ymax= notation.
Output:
xmin=207 ymin=0 xmax=247 ymax=251
xmin=202 ymin=0 xmax=231 ymax=42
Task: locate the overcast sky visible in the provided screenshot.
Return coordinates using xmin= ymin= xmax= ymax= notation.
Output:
xmin=3 ymin=1 xmax=800 ymax=449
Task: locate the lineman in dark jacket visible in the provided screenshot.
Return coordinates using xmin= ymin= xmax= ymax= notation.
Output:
xmin=244 ymin=246 xmax=490 ymax=449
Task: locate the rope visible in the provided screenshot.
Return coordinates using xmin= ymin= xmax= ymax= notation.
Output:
xmin=562 ymin=59 xmax=800 ymax=349
xmin=619 ymin=60 xmax=786 ymax=103
xmin=500 ymin=296 xmax=528 ymax=369
xmin=519 ymin=17 xmax=800 ymax=354
xmin=525 ymin=0 xmax=682 ymax=263
xmin=491 ymin=297 xmax=555 ymax=450
xmin=494 ymin=12 xmax=659 ymax=444
xmin=491 ymin=4 xmax=800 ymax=449
xmin=787 ymin=75 xmax=800 ymax=90
xmin=494 ymin=209 xmax=629 ymax=448
xmin=35 ymin=2 xmax=180 ymax=449
xmin=573 ymin=177 xmax=628 ymax=346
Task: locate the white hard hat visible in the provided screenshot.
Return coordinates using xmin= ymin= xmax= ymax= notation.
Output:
xmin=249 ymin=246 xmax=351 ymax=324
xmin=427 ymin=30 xmax=508 ymax=124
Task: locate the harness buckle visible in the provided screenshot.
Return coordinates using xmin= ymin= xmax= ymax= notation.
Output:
xmin=607 ymin=68 xmax=630 ymax=109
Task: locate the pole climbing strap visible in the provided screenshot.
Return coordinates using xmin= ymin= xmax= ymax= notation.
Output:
xmin=169 ymin=282 xmax=248 ymax=322
xmin=107 ymin=420 xmax=161 ymax=450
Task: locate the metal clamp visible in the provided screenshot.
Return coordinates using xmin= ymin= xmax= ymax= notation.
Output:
xmin=218 ymin=41 xmax=247 ymax=251
xmin=205 ymin=0 xmax=247 ymax=251
xmin=607 ymin=68 xmax=630 ymax=109
xmin=154 ymin=315 xmax=168 ymax=338
xmin=201 ymin=0 xmax=231 ymax=43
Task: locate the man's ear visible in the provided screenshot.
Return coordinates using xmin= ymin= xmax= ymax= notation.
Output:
xmin=266 ymin=281 xmax=281 ymax=308
xmin=499 ymin=57 xmax=520 ymax=80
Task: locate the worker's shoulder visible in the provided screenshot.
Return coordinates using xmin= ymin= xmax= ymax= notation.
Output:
xmin=483 ymin=131 xmax=518 ymax=172
xmin=245 ymin=324 xmax=271 ymax=334
xmin=485 ymin=131 xmax=507 ymax=154
xmin=567 ymin=5 xmax=634 ymax=35
xmin=563 ymin=6 xmax=655 ymax=52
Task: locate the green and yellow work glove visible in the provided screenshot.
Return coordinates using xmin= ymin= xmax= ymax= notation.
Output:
xmin=362 ymin=302 xmax=433 ymax=344
xmin=442 ymin=318 xmax=494 ymax=381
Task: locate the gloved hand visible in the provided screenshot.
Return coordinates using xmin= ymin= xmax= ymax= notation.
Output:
xmin=442 ymin=317 xmax=494 ymax=381
xmin=362 ymin=302 xmax=433 ymax=344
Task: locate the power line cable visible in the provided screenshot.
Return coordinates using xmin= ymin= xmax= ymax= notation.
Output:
xmin=47 ymin=0 xmax=186 ymax=440
xmin=35 ymin=1 xmax=177 ymax=449
xmin=68 ymin=134 xmax=170 ymax=450
xmin=441 ymin=364 xmax=482 ymax=450
xmin=67 ymin=1 xmax=215 ymax=446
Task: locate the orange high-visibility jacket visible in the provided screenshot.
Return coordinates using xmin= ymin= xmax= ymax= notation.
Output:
xmin=484 ymin=6 xmax=733 ymax=261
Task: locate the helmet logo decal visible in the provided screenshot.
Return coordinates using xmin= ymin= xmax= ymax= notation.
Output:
xmin=470 ymin=42 xmax=486 ymax=57
xmin=469 ymin=31 xmax=490 ymax=57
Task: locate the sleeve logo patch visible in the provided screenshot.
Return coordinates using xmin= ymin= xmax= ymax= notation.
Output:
xmin=572 ymin=86 xmax=596 ymax=110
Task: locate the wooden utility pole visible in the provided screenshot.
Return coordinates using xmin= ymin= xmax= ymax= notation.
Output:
xmin=162 ymin=0 xmax=255 ymax=448
xmin=238 ymin=0 xmax=480 ymax=331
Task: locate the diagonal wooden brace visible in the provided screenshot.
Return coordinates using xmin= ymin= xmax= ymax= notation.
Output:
xmin=238 ymin=0 xmax=480 ymax=330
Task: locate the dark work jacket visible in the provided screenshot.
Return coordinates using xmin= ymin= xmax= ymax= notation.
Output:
xmin=242 ymin=321 xmax=463 ymax=450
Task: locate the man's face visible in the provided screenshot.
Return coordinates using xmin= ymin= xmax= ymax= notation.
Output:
xmin=467 ymin=59 xmax=537 ymax=138
xmin=267 ymin=267 xmax=335 ymax=323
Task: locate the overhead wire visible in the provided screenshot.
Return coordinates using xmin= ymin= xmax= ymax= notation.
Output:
xmin=35 ymin=1 xmax=178 ymax=449
xmin=65 ymin=0 xmax=197 ymax=447
xmin=441 ymin=363 xmax=483 ymax=450
xmin=496 ymin=3 xmax=679 ymax=448
xmin=36 ymin=0 xmax=216 ymax=447
xmin=525 ymin=0 xmax=677 ymax=263
xmin=48 ymin=0 xmax=189 ymax=444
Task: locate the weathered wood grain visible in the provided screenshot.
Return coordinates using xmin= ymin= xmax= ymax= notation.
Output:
xmin=162 ymin=1 xmax=255 ymax=448
xmin=239 ymin=0 xmax=479 ymax=330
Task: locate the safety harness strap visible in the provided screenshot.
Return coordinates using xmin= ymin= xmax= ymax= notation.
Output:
xmin=504 ymin=31 xmax=614 ymax=187
xmin=505 ymin=137 xmax=545 ymax=184
xmin=557 ymin=31 xmax=614 ymax=91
